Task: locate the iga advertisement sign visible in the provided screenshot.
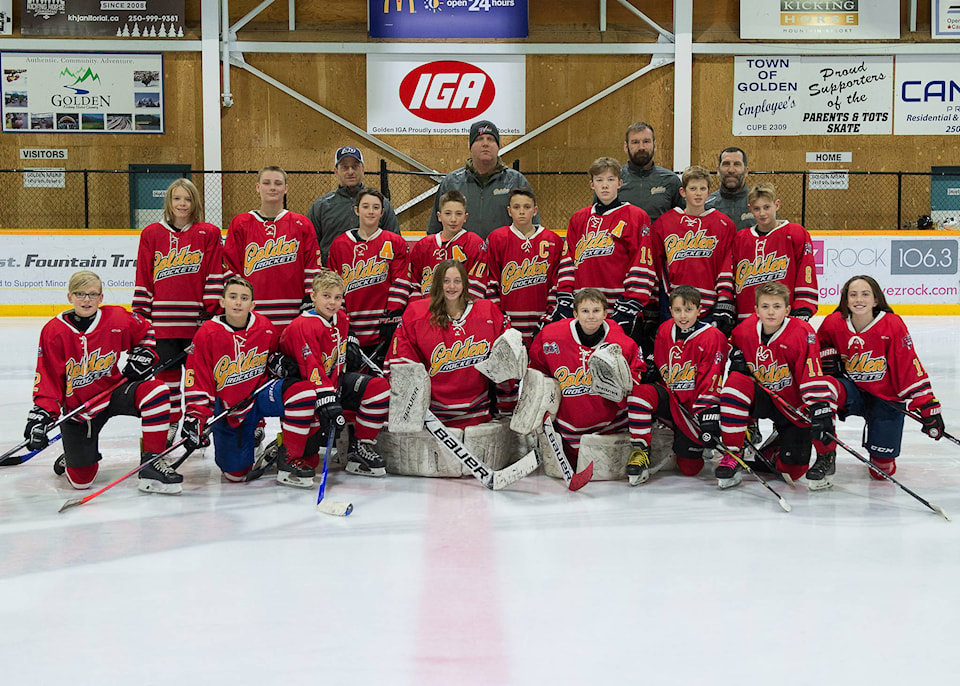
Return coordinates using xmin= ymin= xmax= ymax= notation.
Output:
xmin=741 ymin=0 xmax=900 ymax=39
xmin=370 ymin=0 xmax=527 ymax=39
xmin=21 ymin=0 xmax=184 ymax=37
xmin=1 ymin=52 xmax=163 ymax=134
xmin=733 ymin=56 xmax=893 ymax=136
xmin=366 ymin=55 xmax=524 ymax=136
xmin=893 ymin=55 xmax=960 ymax=135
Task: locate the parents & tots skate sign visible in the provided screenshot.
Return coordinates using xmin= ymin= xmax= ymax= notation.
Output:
xmin=733 ymin=56 xmax=892 ymax=136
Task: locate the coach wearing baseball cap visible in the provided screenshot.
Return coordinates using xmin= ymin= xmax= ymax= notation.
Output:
xmin=427 ymin=120 xmax=538 ymax=239
xmin=307 ymin=145 xmax=400 ymax=263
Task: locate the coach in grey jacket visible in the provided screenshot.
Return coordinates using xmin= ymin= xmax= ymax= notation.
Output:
xmin=308 ymin=145 xmax=400 ymax=263
xmin=705 ymin=146 xmax=753 ymax=230
xmin=618 ymin=121 xmax=682 ymax=223
xmin=427 ymin=120 xmax=538 ymax=239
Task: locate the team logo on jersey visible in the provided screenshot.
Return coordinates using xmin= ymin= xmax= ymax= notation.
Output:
xmin=734 ymin=254 xmax=789 ymax=291
xmin=751 ymin=361 xmax=792 ymax=392
xmin=664 ymin=361 xmax=696 ymax=392
xmin=574 ymin=230 xmax=616 ymax=264
xmin=501 ymin=258 xmax=549 ymax=293
xmin=320 ymin=339 xmax=347 ymax=376
xmin=341 ymin=257 xmax=389 ymax=293
xmin=543 ymin=342 xmax=560 ymax=355
xmin=845 ymin=352 xmax=887 ymax=383
xmin=429 ymin=336 xmax=489 ymax=375
xmin=650 ymin=186 xmax=666 ymax=195
xmin=64 ymin=348 xmax=117 ymax=394
xmin=555 ymin=365 xmax=591 ymax=396
xmin=154 ymin=247 xmax=203 ymax=280
xmin=664 ymin=229 xmax=717 ymax=262
xmin=902 ymin=334 xmax=913 ymax=350
xmin=213 ymin=348 xmax=269 ymax=390
xmin=243 ymin=238 xmax=300 ymax=276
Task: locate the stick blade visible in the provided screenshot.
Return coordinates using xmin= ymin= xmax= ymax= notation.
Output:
xmin=0 ymin=455 xmax=23 ymax=467
xmin=778 ymin=497 xmax=792 ymax=513
xmin=316 ymin=501 xmax=353 ymax=517
xmin=492 ymin=449 xmax=539 ymax=490
xmin=568 ymin=461 xmax=593 ymax=491
xmin=58 ymin=496 xmax=84 ymax=513
xmin=931 ymin=503 xmax=951 ymax=521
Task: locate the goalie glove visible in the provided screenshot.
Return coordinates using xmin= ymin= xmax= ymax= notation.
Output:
xmin=789 ymin=307 xmax=814 ymax=322
xmin=267 ymin=351 xmax=299 ymax=379
xmin=808 ymin=401 xmax=835 ymax=446
xmin=587 ymin=342 xmax=633 ymax=402
xmin=315 ymin=391 xmax=345 ymax=437
xmin=122 ymin=345 xmax=157 ymax=381
xmin=24 ymin=405 xmax=55 ymax=451
xmin=551 ymin=291 xmax=573 ymax=322
xmin=711 ymin=300 xmax=737 ymax=337
xmin=611 ymin=297 xmax=642 ymax=335
xmin=728 ymin=346 xmax=751 ymax=375
xmin=918 ymin=400 xmax=944 ymax=440
xmin=695 ymin=406 xmax=721 ymax=448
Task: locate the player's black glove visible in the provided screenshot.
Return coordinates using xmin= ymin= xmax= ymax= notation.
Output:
xmin=196 ymin=310 xmax=217 ymax=324
xmin=611 ymin=297 xmax=642 ymax=335
xmin=728 ymin=346 xmax=750 ymax=375
xmin=300 ymin=296 xmax=314 ymax=313
xmin=267 ymin=351 xmax=299 ymax=379
xmin=820 ymin=348 xmax=843 ymax=377
xmin=346 ymin=332 xmax=362 ymax=373
xmin=808 ymin=401 xmax=835 ymax=446
xmin=379 ymin=309 xmax=403 ymax=348
xmin=695 ymin=406 xmax=722 ymax=448
xmin=789 ymin=307 xmax=813 ymax=322
xmin=24 ymin=406 xmax=55 ymax=451
xmin=181 ymin=415 xmax=205 ymax=452
xmin=711 ymin=300 xmax=737 ymax=337
xmin=122 ymin=346 xmax=157 ymax=381
xmin=640 ymin=354 xmax=661 ymax=384
xmin=315 ymin=391 xmax=345 ymax=437
xmin=551 ymin=292 xmax=573 ymax=322
xmin=918 ymin=400 xmax=944 ymax=440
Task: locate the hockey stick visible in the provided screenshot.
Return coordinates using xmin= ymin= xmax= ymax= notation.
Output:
xmin=0 ymin=434 xmax=63 ymax=467
xmin=540 ymin=416 xmax=593 ymax=491
xmin=746 ymin=372 xmax=950 ymax=521
xmin=657 ymin=383 xmax=790 ymax=512
xmin=359 ymin=349 xmax=539 ymax=491
xmin=843 ymin=387 xmax=960 ymax=449
xmin=59 ymin=378 xmax=271 ymax=513
xmin=2 ymin=347 xmax=192 ymax=465
xmin=316 ymin=427 xmax=353 ymax=516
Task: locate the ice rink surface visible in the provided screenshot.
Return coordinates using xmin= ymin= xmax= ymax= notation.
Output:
xmin=1 ymin=316 xmax=959 ymax=686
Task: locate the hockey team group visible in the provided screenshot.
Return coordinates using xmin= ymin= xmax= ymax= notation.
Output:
xmin=8 ymin=119 xmax=949 ymax=511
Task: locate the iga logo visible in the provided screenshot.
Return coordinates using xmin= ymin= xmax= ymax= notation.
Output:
xmin=399 ymin=61 xmax=495 ymax=124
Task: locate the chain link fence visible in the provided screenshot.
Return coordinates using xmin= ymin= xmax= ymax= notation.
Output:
xmin=0 ymin=167 xmax=957 ymax=233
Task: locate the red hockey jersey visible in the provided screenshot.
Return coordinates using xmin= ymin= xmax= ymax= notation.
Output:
xmin=529 ymin=319 xmax=643 ymax=437
xmin=731 ymin=221 xmax=818 ymax=320
xmin=386 ymin=298 xmax=507 ymax=428
xmin=327 ymin=229 xmax=410 ymax=347
xmin=133 ymin=220 xmax=225 ymax=339
xmin=651 ymin=208 xmax=736 ymax=315
xmin=33 ymin=306 xmax=155 ymax=420
xmin=184 ymin=312 xmax=279 ymax=426
xmin=223 ymin=210 xmax=322 ymax=328
xmin=407 ymin=230 xmax=488 ymax=302
xmin=279 ymin=309 xmax=349 ymax=395
xmin=485 ymin=225 xmax=574 ymax=346
xmin=817 ymin=310 xmax=937 ymax=411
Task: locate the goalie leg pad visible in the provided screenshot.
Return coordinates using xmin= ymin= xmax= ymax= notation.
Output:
xmin=475 ymin=328 xmax=527 ymax=383
xmin=578 ymin=432 xmax=632 ymax=481
xmin=376 ymin=426 xmax=466 ymax=477
xmin=511 ymin=368 xmax=561 ymax=435
xmin=588 ymin=343 xmax=633 ymax=402
xmin=388 ymin=363 xmax=431 ymax=434
xmin=464 ymin=418 xmax=518 ymax=472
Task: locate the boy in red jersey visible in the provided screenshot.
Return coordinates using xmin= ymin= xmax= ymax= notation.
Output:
xmin=809 ymin=274 xmax=945 ymax=488
xmin=133 ymin=178 xmax=225 ymax=439
xmin=485 ymin=187 xmax=574 ymax=347
xmin=719 ymin=282 xmax=835 ymax=488
xmin=326 ymin=188 xmax=410 ymax=364
xmin=629 ymin=286 xmax=730 ymax=483
xmin=281 ymin=270 xmax=391 ymax=477
xmin=408 ymin=190 xmax=488 ymax=302
xmin=730 ymin=182 xmax=818 ymax=323
xmin=182 ymin=276 xmax=323 ymax=487
xmin=650 ymin=166 xmax=737 ymax=335
xmin=223 ymin=166 xmax=322 ymax=328
xmin=24 ymin=271 xmax=176 ymax=493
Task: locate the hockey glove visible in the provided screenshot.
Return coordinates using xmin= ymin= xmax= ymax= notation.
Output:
xmin=122 ymin=345 xmax=157 ymax=381
xmin=820 ymin=347 xmax=843 ymax=377
xmin=24 ymin=406 xmax=55 ymax=451
xmin=808 ymin=401 xmax=835 ymax=446
xmin=728 ymin=346 xmax=751 ymax=375
xmin=789 ymin=307 xmax=814 ymax=322
xmin=300 ymin=296 xmax=314 ymax=313
xmin=551 ymin=291 xmax=574 ymax=322
xmin=611 ymin=297 xmax=642 ymax=335
xmin=346 ymin=332 xmax=363 ymax=374
xmin=315 ymin=392 xmax=345 ymax=438
xmin=196 ymin=310 xmax=217 ymax=324
xmin=695 ymin=406 xmax=722 ymax=448
xmin=267 ymin=351 xmax=299 ymax=379
xmin=181 ymin=415 xmax=205 ymax=452
xmin=640 ymin=354 xmax=661 ymax=384
xmin=379 ymin=310 xmax=404 ymax=348
xmin=918 ymin=400 xmax=944 ymax=440
xmin=711 ymin=300 xmax=737 ymax=337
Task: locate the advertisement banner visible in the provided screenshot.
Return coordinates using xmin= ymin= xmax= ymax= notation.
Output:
xmin=893 ymin=55 xmax=960 ymax=135
xmin=20 ymin=0 xmax=184 ymax=37
xmin=1 ymin=52 xmax=163 ymax=134
xmin=733 ymin=56 xmax=893 ymax=136
xmin=1 ymin=1 xmax=11 ymax=35
xmin=740 ymin=0 xmax=900 ymax=40
xmin=932 ymin=0 xmax=960 ymax=38
xmin=366 ymin=54 xmax=525 ymax=136
xmin=370 ymin=0 xmax=528 ymax=39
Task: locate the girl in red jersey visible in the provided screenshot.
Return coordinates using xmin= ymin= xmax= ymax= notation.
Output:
xmin=133 ymin=178 xmax=225 ymax=440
